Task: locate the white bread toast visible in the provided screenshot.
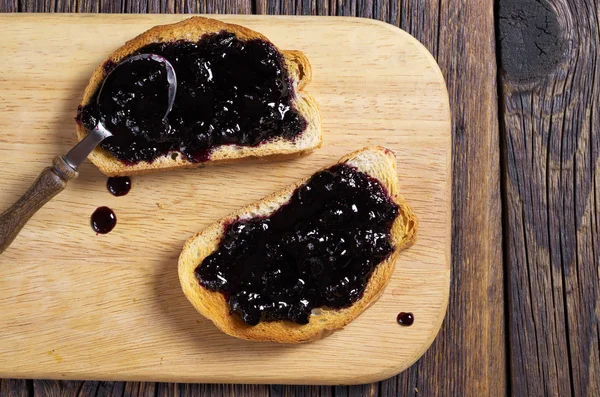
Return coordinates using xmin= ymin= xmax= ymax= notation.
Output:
xmin=76 ymin=16 xmax=321 ymax=176
xmin=178 ymin=147 xmax=418 ymax=343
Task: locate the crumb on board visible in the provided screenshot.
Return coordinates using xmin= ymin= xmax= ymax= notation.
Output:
xmin=47 ymin=350 xmax=63 ymax=363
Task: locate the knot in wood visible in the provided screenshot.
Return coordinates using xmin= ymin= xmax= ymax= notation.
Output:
xmin=497 ymin=0 xmax=567 ymax=83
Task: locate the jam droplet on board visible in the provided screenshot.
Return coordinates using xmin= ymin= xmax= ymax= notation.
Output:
xmin=107 ymin=176 xmax=132 ymax=196
xmin=397 ymin=312 xmax=414 ymax=326
xmin=91 ymin=206 xmax=117 ymax=234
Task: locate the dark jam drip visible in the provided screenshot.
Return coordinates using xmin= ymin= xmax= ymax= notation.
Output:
xmin=396 ymin=312 xmax=414 ymax=326
xmin=107 ymin=176 xmax=132 ymax=196
xmin=77 ymin=32 xmax=306 ymax=164
xmin=91 ymin=206 xmax=117 ymax=234
xmin=195 ymin=164 xmax=399 ymax=326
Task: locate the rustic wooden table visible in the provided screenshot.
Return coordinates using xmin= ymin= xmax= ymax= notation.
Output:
xmin=0 ymin=0 xmax=598 ymax=396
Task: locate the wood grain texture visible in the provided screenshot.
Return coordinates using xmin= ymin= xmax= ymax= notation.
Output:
xmin=154 ymin=383 xmax=269 ymax=396
xmin=0 ymin=14 xmax=450 ymax=385
xmin=498 ymin=0 xmax=600 ymax=396
xmin=0 ymin=379 xmax=29 ymax=397
xmin=431 ymin=0 xmax=506 ymax=395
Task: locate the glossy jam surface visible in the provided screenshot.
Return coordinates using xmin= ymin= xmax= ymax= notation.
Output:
xmin=107 ymin=176 xmax=132 ymax=196
xmin=195 ymin=164 xmax=399 ymax=325
xmin=396 ymin=312 xmax=414 ymax=326
xmin=91 ymin=206 xmax=117 ymax=234
xmin=78 ymin=32 xmax=306 ymax=164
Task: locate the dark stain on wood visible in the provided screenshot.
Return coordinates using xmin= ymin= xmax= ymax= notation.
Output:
xmin=497 ymin=0 xmax=567 ymax=83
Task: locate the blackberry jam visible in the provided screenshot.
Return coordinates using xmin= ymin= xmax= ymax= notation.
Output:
xmin=195 ymin=164 xmax=400 ymax=326
xmin=107 ymin=176 xmax=132 ymax=196
xmin=77 ymin=32 xmax=306 ymax=164
xmin=91 ymin=206 xmax=117 ymax=234
xmin=397 ymin=312 xmax=414 ymax=326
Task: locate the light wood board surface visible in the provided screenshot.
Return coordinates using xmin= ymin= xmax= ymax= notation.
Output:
xmin=0 ymin=14 xmax=451 ymax=385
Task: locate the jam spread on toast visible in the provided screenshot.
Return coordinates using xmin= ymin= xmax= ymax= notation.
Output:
xmin=77 ymin=32 xmax=306 ymax=164
xmin=107 ymin=176 xmax=131 ymax=196
xmin=91 ymin=206 xmax=117 ymax=234
xmin=195 ymin=164 xmax=399 ymax=325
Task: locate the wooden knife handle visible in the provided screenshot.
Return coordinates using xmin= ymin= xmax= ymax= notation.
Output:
xmin=0 ymin=156 xmax=78 ymax=254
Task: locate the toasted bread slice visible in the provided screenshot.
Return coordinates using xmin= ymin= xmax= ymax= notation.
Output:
xmin=76 ymin=16 xmax=321 ymax=176
xmin=178 ymin=147 xmax=418 ymax=343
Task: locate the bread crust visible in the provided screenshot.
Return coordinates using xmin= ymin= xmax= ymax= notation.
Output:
xmin=178 ymin=146 xmax=418 ymax=343
xmin=76 ymin=16 xmax=321 ymax=176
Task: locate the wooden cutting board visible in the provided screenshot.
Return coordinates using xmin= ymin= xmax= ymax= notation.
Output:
xmin=0 ymin=14 xmax=450 ymax=385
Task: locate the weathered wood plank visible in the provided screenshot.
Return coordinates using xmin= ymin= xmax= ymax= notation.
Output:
xmin=269 ymin=385 xmax=332 ymax=397
xmin=498 ymin=0 xmax=600 ymax=396
xmin=33 ymin=380 xmax=89 ymax=397
xmin=35 ymin=381 xmax=141 ymax=397
xmin=0 ymin=379 xmax=29 ymax=397
xmin=155 ymin=383 xmax=269 ymax=396
xmin=156 ymin=383 xmax=200 ymax=397
xmin=335 ymin=384 xmax=378 ymax=397
xmin=121 ymin=382 xmax=155 ymax=397
xmin=77 ymin=0 xmax=99 ymax=13
xmin=0 ymin=0 xmax=17 ymax=11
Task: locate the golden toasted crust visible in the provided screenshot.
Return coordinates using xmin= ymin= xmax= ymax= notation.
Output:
xmin=76 ymin=16 xmax=321 ymax=177
xmin=178 ymin=146 xmax=418 ymax=343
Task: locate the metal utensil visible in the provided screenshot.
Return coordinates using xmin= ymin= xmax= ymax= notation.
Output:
xmin=0 ymin=54 xmax=177 ymax=254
